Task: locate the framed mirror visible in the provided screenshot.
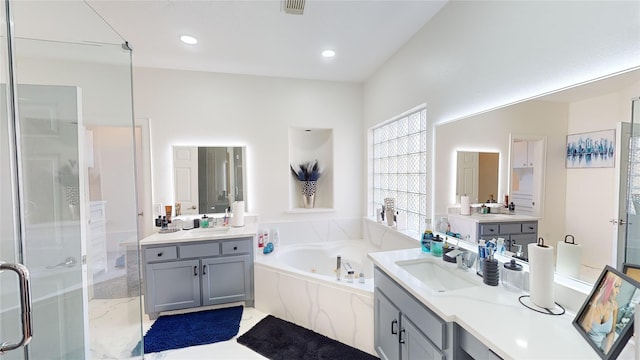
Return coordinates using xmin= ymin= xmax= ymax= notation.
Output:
xmin=173 ymin=146 xmax=246 ymax=215
xmin=456 ymin=151 xmax=499 ymax=204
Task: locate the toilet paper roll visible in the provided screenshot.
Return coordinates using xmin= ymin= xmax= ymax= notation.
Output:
xmin=460 ymin=196 xmax=471 ymax=216
xmin=231 ymin=201 xmax=245 ymax=227
xmin=528 ymin=241 xmax=555 ymax=309
xmin=556 ymin=240 xmax=582 ymax=279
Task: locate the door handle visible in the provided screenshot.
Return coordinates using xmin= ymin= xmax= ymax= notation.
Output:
xmin=391 ymin=319 xmax=398 ymax=335
xmin=399 ymin=328 xmax=406 ymax=344
xmin=610 ymin=219 xmax=629 ymax=225
xmin=0 ymin=262 xmax=33 ymax=354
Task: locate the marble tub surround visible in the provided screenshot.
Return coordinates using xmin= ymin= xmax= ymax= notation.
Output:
xmin=369 ymin=248 xmax=627 ymax=359
xmin=253 ymin=218 xmax=420 ymax=356
xmin=258 ymin=218 xmax=362 ymax=247
xmin=254 ymin=263 xmax=375 ymax=355
xmin=363 ymin=217 xmax=423 ymax=251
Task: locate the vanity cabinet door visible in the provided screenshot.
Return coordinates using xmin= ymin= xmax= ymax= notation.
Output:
xmin=401 ymin=315 xmax=445 ymax=360
xmin=375 ymin=290 xmax=401 ymax=360
xmin=201 ymin=254 xmax=251 ymax=306
xmin=145 ymin=259 xmax=200 ymax=316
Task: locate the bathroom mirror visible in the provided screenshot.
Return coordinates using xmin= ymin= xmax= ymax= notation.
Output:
xmin=173 ymin=146 xmax=246 ymax=215
xmin=435 ymin=68 xmax=640 ymax=285
xmin=456 ymin=151 xmax=499 ymax=204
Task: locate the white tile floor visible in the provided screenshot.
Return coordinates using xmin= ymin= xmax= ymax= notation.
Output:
xmin=89 ymin=297 xmax=269 ymax=359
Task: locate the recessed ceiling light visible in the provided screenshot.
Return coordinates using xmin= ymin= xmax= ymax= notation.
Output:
xmin=321 ymin=49 xmax=336 ymax=58
xmin=180 ymin=35 xmax=198 ymax=45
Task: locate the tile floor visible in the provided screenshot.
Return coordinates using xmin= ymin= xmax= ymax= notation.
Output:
xmin=89 ymin=297 xmax=269 ymax=359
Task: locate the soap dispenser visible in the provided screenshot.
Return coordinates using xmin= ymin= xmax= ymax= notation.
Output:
xmin=201 ymin=214 xmax=209 ymax=228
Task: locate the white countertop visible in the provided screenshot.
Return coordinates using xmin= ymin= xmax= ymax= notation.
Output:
xmin=139 ymin=223 xmax=258 ymax=246
xmin=449 ymin=213 xmax=539 ymax=223
xmin=369 ymin=247 xmax=600 ymax=360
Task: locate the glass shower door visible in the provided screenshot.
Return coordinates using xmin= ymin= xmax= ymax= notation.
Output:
xmin=1 ymin=1 xmax=143 ymax=358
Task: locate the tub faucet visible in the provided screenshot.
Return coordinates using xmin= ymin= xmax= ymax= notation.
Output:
xmin=336 ymin=256 xmax=341 ymax=281
xmin=343 ymin=262 xmax=355 ymax=283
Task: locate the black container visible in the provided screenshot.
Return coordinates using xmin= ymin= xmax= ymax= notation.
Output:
xmin=482 ymin=258 xmax=500 ymax=286
xmin=193 ymin=218 xmax=200 ymax=228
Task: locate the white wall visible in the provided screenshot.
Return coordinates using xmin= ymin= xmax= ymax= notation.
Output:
xmin=565 ymin=83 xmax=639 ymax=276
xmin=132 ymin=67 xmax=363 ymax=222
xmin=363 ymin=1 xmax=639 ymax=129
xmin=434 ymin=100 xmax=569 ymax=244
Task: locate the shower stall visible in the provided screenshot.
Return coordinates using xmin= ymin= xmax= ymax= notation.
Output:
xmin=0 ymin=1 xmax=143 ymax=359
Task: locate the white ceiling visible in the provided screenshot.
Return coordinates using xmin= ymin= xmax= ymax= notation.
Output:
xmin=75 ymin=0 xmax=448 ymax=82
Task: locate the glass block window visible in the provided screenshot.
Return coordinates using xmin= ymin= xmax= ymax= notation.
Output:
xmin=371 ymin=106 xmax=428 ymax=234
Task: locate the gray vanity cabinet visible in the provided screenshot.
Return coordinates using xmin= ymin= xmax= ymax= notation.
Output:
xmin=201 ymin=254 xmax=251 ymax=305
xmin=479 ymin=221 xmax=537 ymax=259
xmin=142 ymin=237 xmax=254 ymax=319
xmin=374 ymin=267 xmax=450 ymax=360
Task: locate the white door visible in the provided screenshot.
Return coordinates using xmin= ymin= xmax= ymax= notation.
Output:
xmin=457 ymin=151 xmax=479 ymax=203
xmin=173 ymin=146 xmax=199 ymax=215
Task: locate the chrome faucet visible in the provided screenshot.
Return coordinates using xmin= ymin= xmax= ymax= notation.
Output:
xmin=456 ymin=251 xmax=476 ymax=271
xmin=343 ymin=262 xmax=355 ymax=282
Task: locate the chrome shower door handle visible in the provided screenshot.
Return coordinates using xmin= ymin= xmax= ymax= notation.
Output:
xmin=0 ymin=262 xmax=33 ymax=354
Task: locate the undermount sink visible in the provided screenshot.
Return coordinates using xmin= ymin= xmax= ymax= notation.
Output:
xmin=395 ymin=258 xmax=479 ymax=292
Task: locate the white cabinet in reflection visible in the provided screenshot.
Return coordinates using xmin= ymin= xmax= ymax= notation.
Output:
xmin=510 ymin=137 xmax=545 ymax=217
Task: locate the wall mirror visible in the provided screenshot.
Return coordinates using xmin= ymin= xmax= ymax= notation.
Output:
xmin=173 ymin=146 xmax=246 ymax=215
xmin=456 ymin=151 xmax=499 ymax=204
xmin=435 ymin=68 xmax=640 ymax=285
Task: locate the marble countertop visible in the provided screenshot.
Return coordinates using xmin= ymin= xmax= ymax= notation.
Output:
xmin=139 ymin=223 xmax=258 ymax=246
xmin=368 ymin=247 xmax=599 ymax=360
xmin=448 ymin=213 xmax=539 ymax=223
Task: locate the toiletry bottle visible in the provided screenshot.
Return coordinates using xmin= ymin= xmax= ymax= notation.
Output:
xmin=421 ymin=229 xmax=433 ymax=252
xmin=155 ymin=215 xmax=162 ymax=227
xmin=477 ymin=239 xmax=486 ymax=277
xmin=201 ymin=215 xmax=209 ymax=228
xmin=272 ymin=228 xmax=280 ymax=247
xmin=258 ymin=232 xmax=264 ymax=248
xmin=431 ymin=235 xmax=443 ymax=257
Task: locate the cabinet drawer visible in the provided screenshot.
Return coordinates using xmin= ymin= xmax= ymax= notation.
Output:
xmin=480 ymin=224 xmax=498 ymax=236
xmin=498 ymin=223 xmax=521 ymax=234
xmin=458 ymin=325 xmax=503 ymax=360
xmin=222 ymin=239 xmax=251 ymax=255
xmin=180 ymin=243 xmax=220 ymax=258
xmin=521 ymin=222 xmax=537 ymax=234
xmin=145 ymin=246 xmax=177 ymax=262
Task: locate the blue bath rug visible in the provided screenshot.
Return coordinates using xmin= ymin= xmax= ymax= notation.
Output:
xmin=132 ymin=305 xmax=243 ymax=355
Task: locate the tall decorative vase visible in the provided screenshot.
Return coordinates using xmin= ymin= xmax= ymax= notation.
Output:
xmin=301 ymin=181 xmax=317 ymax=209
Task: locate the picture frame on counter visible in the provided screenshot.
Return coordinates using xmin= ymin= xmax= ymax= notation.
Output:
xmin=566 ymin=129 xmax=615 ymax=168
xmin=572 ymin=265 xmax=640 ymax=360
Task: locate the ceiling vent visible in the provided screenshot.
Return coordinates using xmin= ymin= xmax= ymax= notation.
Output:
xmin=282 ymin=0 xmax=305 ymax=15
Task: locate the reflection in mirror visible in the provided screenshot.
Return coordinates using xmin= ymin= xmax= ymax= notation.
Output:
xmin=456 ymin=151 xmax=499 ymax=204
xmin=173 ymin=146 xmax=246 ymax=215
xmin=435 ymin=68 xmax=640 ymax=286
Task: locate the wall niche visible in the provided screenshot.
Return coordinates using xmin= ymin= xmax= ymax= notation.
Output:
xmin=288 ymin=127 xmax=334 ymax=211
